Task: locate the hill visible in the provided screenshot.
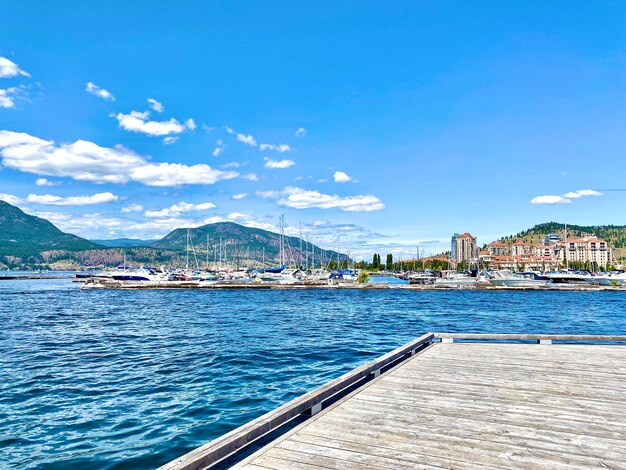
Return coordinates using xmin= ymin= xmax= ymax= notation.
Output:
xmin=497 ymin=222 xmax=626 ymax=249
xmin=152 ymin=221 xmax=348 ymax=265
xmin=90 ymin=238 xmax=156 ymax=248
xmin=0 ymin=201 xmax=102 ymax=261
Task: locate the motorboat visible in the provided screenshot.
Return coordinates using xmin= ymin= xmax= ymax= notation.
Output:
xmin=435 ymin=272 xmax=480 ymax=287
xmin=111 ymin=266 xmax=174 ymax=282
xmin=489 ymin=271 xmax=552 ymax=288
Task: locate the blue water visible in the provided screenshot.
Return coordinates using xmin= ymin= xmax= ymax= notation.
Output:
xmin=1 ymin=279 xmax=625 ymax=469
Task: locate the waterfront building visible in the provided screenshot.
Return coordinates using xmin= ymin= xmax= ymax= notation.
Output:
xmin=563 ymin=236 xmax=613 ymax=267
xmin=487 ymin=240 xmax=510 ymax=256
xmin=543 ymin=233 xmax=562 ymax=245
xmin=511 ymin=241 xmax=532 ymax=257
xmin=452 ymin=232 xmax=478 ymax=265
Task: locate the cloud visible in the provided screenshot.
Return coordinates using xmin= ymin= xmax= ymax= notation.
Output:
xmin=147 ymin=98 xmax=164 ymax=113
xmin=0 ymin=57 xmax=30 ymax=78
xmin=85 ymin=82 xmax=115 ymax=101
xmin=0 ymin=86 xmax=29 ymax=109
xmin=113 ymin=110 xmax=196 ymax=137
xmin=531 ymin=189 xmax=603 ymax=205
xmin=232 ymin=193 xmax=248 ymax=200
xmin=237 ymin=133 xmax=257 ymax=146
xmin=530 ymin=195 xmax=572 ymax=205
xmin=212 ymin=139 xmax=223 ymax=157
xmin=0 ymin=193 xmax=21 ymax=204
xmin=264 ymin=157 xmax=295 ymax=169
xmin=35 ymin=178 xmax=60 ymax=186
xmin=224 ymin=126 xmax=234 ymax=134
xmin=222 ymin=161 xmax=242 ymax=169
xmin=0 ymin=130 xmax=145 ymax=183
xmin=121 ymin=204 xmax=143 ymax=213
xmin=145 ymin=201 xmax=216 ymax=218
xmin=563 ymin=189 xmax=603 ymax=199
xmin=295 ymin=128 xmax=307 ymax=138
xmin=0 ymin=130 xmax=239 ymax=186
xmin=130 ymin=162 xmax=238 ymax=187
xmin=241 ymin=172 xmax=259 ymax=181
xmin=333 ymin=171 xmax=353 ymax=183
xmin=25 ymin=192 xmax=119 ymax=206
xmin=163 ymin=136 xmax=179 ymax=145
xmin=259 ymin=186 xmax=384 ymax=212
xmin=259 ymin=143 xmax=292 ymax=153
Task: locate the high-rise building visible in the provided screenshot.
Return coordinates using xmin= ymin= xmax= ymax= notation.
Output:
xmin=452 ymin=232 xmax=477 ymax=265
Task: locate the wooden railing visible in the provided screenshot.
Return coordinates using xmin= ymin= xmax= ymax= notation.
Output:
xmin=158 ymin=332 xmax=435 ymax=470
xmin=434 ymin=333 xmax=626 ymax=343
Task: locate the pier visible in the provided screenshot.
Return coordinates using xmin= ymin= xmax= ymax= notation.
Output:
xmin=161 ymin=333 xmax=626 ymax=470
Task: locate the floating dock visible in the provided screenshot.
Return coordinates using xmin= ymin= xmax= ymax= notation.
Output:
xmin=160 ymin=333 xmax=626 ymax=470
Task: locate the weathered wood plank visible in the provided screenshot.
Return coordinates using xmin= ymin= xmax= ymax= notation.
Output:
xmin=158 ymin=332 xmax=435 ymax=470
xmin=434 ymin=333 xmax=626 ymax=342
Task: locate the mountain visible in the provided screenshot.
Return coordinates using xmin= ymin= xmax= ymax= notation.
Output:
xmin=90 ymin=238 xmax=156 ymax=248
xmin=152 ymin=221 xmax=349 ymax=265
xmin=0 ymin=201 xmax=103 ymax=259
xmin=496 ymin=222 xmax=626 ymax=249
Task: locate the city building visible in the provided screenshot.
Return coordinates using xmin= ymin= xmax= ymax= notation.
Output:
xmin=452 ymin=232 xmax=478 ymax=265
xmin=564 ymin=236 xmax=612 ymax=267
xmin=543 ymin=233 xmax=562 ymax=245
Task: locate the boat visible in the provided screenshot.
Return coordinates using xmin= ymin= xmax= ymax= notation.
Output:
xmin=407 ymin=271 xmax=437 ymax=285
xmin=111 ymin=266 xmax=174 ymax=282
xmin=583 ymin=271 xmax=626 ymax=286
xmin=542 ymin=270 xmax=593 ymax=284
xmin=488 ymin=271 xmax=552 ymax=288
xmin=435 ymin=272 xmax=480 ymax=287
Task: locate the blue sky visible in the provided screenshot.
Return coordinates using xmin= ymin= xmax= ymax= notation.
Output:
xmin=1 ymin=1 xmax=625 ymax=259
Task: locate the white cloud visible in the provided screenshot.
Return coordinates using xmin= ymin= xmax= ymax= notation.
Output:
xmin=163 ymin=136 xmax=179 ymax=145
xmin=333 ymin=171 xmax=353 ymax=183
xmin=237 ymin=133 xmax=257 ymax=146
xmin=224 ymin=126 xmax=234 ymax=134
xmin=0 ymin=130 xmax=145 ymax=183
xmin=563 ymin=189 xmax=603 ymax=199
xmin=295 ymin=128 xmax=307 ymax=138
xmin=0 ymin=130 xmax=239 ymax=186
xmin=0 ymin=85 xmax=29 ymax=109
xmin=222 ymin=161 xmax=242 ymax=169
xmin=212 ymin=139 xmax=223 ymax=157
xmin=35 ymin=178 xmax=60 ymax=186
xmin=531 ymin=189 xmax=603 ymax=205
xmin=130 ymin=162 xmax=238 ymax=187
xmin=145 ymin=201 xmax=216 ymax=218
xmin=147 ymin=98 xmax=164 ymax=113
xmin=259 ymin=186 xmax=385 ymax=212
xmin=85 ymin=82 xmax=115 ymax=101
xmin=259 ymin=143 xmax=292 ymax=153
xmin=113 ymin=110 xmax=196 ymax=136
xmin=241 ymin=173 xmax=259 ymax=181
xmin=264 ymin=157 xmax=295 ymax=169
xmin=0 ymin=193 xmax=21 ymax=204
xmin=0 ymin=57 xmax=30 ymax=78
xmin=26 ymin=192 xmax=119 ymax=206
xmin=530 ymin=195 xmax=572 ymax=205
xmin=121 ymin=204 xmax=143 ymax=213
xmin=232 ymin=193 xmax=248 ymax=200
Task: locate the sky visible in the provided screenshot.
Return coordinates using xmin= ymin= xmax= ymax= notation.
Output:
xmin=1 ymin=1 xmax=626 ymax=259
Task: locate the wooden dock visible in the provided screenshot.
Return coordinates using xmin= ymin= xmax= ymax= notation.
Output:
xmin=160 ymin=333 xmax=626 ymax=470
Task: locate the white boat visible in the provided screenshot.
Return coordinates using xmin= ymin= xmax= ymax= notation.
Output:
xmin=489 ymin=272 xmax=551 ymax=288
xmin=435 ymin=272 xmax=480 ymax=286
xmin=584 ymin=271 xmax=626 ymax=286
xmin=111 ymin=266 xmax=174 ymax=282
xmin=407 ymin=272 xmax=436 ymax=285
xmin=257 ymin=269 xmax=304 ymax=284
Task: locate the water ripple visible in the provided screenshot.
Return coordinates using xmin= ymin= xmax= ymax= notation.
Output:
xmin=1 ymin=279 xmax=625 ymax=468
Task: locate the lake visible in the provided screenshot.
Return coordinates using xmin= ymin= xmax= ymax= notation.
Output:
xmin=1 ymin=278 xmax=625 ymax=468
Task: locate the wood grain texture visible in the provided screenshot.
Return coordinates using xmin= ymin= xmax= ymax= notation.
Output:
xmin=235 ymin=342 xmax=626 ymax=470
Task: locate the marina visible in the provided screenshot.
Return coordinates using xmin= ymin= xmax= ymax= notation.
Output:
xmin=162 ymin=333 xmax=626 ymax=470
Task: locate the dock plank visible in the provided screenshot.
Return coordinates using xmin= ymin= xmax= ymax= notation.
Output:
xmin=234 ymin=342 xmax=626 ymax=469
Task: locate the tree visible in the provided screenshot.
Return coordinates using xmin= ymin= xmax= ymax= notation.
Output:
xmin=372 ymin=253 xmax=381 ymax=269
xmin=386 ymin=253 xmax=394 ymax=271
